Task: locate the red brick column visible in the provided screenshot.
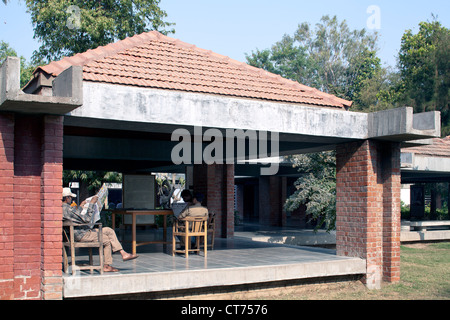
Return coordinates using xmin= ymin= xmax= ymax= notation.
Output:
xmin=381 ymin=142 xmax=401 ymax=283
xmin=13 ymin=115 xmax=43 ymax=300
xmin=0 ymin=114 xmax=64 ymax=300
xmin=258 ymin=176 xmax=287 ymax=227
xmin=224 ymin=164 xmax=235 ymax=238
xmin=336 ymin=140 xmax=401 ymax=289
xmin=40 ymin=116 xmax=64 ymax=300
xmin=194 ymin=163 xmax=235 ymax=238
xmin=0 ymin=114 xmax=15 ymax=300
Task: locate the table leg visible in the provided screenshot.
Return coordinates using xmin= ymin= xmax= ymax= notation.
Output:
xmin=132 ymin=213 xmax=136 ymax=255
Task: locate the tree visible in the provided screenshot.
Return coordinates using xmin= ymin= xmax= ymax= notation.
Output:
xmin=246 ymin=15 xmax=382 ymax=109
xmin=284 ymin=152 xmax=336 ymax=232
xmin=246 ymin=34 xmax=309 ymax=85
xmin=25 ymin=0 xmax=175 ymax=63
xmin=63 ymin=170 xmax=122 ymax=201
xmin=398 ymin=18 xmax=450 ymax=136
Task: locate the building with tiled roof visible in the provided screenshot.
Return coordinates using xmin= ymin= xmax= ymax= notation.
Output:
xmin=403 ymin=136 xmax=450 ymax=158
xmin=401 ymin=136 xmax=450 ymax=184
xmin=25 ymin=31 xmax=352 ymax=110
xmin=0 ymin=29 xmax=442 ymax=299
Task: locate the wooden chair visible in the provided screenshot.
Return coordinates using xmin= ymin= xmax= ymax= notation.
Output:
xmin=172 ymin=216 xmax=208 ymax=258
xmin=63 ymin=220 xmax=104 ymax=275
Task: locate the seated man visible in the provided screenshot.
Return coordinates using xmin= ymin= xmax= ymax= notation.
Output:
xmin=175 ymin=190 xmax=208 ymax=248
xmin=62 ymin=187 xmax=138 ymax=272
xmin=177 ymin=190 xmax=208 ymax=220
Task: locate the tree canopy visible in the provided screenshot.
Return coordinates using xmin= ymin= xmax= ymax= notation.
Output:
xmin=0 ymin=41 xmax=35 ymax=87
xmin=25 ymin=0 xmax=175 ymax=63
xmin=246 ymin=15 xmax=449 ymax=134
xmin=398 ymin=19 xmax=450 ymax=135
xmin=252 ymin=15 xmax=450 ymax=231
xmin=246 ymin=15 xmax=382 ymax=110
xmin=284 ymin=151 xmax=336 ymax=232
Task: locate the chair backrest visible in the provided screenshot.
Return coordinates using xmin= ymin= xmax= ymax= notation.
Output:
xmin=207 ymin=212 xmax=215 ymax=231
xmin=62 ymin=220 xmax=103 ymax=246
xmin=183 ymin=216 xmax=208 ymax=233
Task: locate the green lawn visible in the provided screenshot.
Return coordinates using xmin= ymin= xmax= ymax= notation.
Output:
xmin=257 ymin=242 xmax=450 ymax=300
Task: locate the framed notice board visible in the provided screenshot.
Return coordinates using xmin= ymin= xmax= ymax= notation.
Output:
xmin=123 ymin=174 xmax=156 ymax=225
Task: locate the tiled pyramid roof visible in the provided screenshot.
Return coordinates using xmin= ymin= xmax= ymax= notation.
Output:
xmin=35 ymin=31 xmax=352 ymax=109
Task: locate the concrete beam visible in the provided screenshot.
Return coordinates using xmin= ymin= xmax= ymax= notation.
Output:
xmin=368 ymin=107 xmax=440 ymax=141
xmin=0 ymin=57 xmax=82 ymax=115
xmin=71 ymin=82 xmax=440 ymax=144
xmin=72 ymin=82 xmax=368 ymax=139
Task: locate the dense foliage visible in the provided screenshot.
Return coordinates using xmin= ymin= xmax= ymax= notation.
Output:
xmin=284 ymin=152 xmax=336 ymax=232
xmin=247 ymin=15 xmax=449 ymax=230
xmin=25 ymin=0 xmax=175 ymax=63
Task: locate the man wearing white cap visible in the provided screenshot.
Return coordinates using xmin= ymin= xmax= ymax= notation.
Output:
xmin=62 ymin=187 xmax=138 ymax=272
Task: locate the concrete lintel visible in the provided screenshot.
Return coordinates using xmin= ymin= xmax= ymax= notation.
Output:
xmin=0 ymin=56 xmax=82 ymax=115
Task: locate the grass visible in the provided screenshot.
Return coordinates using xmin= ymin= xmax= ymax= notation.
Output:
xmin=253 ymin=242 xmax=450 ymax=300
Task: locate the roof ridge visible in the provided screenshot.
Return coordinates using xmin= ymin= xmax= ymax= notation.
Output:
xmin=32 ymin=30 xmax=352 ymax=109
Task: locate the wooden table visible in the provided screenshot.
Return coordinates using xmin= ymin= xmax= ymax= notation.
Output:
xmin=111 ymin=209 xmax=173 ymax=254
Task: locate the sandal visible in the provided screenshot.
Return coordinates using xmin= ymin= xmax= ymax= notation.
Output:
xmin=103 ymin=265 xmax=119 ymax=272
xmin=123 ymin=254 xmax=139 ymax=261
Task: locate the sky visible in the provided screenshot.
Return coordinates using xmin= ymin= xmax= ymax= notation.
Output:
xmin=0 ymin=0 xmax=449 ymax=69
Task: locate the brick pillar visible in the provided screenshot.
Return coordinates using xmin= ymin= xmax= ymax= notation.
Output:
xmin=259 ymin=176 xmax=286 ymax=227
xmin=336 ymin=140 xmax=401 ymax=289
xmin=224 ymin=164 xmax=235 ymax=238
xmin=381 ymin=142 xmax=401 ymax=283
xmin=0 ymin=114 xmax=63 ymax=300
xmin=0 ymin=114 xmax=15 ymax=300
xmin=13 ymin=115 xmax=43 ymax=300
xmin=194 ymin=163 xmax=235 ymax=238
xmin=40 ymin=116 xmax=64 ymax=300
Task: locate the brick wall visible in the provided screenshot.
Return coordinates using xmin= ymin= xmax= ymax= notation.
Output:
xmin=0 ymin=114 xmax=63 ymax=300
xmin=336 ymin=140 xmax=401 ymax=289
xmin=0 ymin=114 xmax=15 ymax=299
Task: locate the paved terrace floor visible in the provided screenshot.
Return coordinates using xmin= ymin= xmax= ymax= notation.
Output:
xmin=63 ymin=226 xmax=366 ymax=299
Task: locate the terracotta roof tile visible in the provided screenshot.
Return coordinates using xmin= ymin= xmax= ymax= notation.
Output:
xmin=403 ymin=136 xmax=450 ymax=158
xmin=35 ymin=31 xmax=352 ymax=109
